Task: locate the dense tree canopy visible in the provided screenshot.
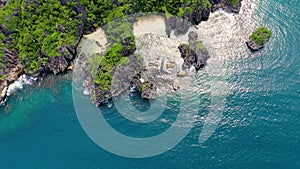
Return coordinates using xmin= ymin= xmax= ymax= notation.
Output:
xmin=81 ymin=0 xmax=211 ymax=28
xmin=0 ymin=0 xmax=220 ymax=102
xmin=251 ymin=27 xmax=272 ymax=45
xmin=0 ymin=0 xmax=83 ymax=74
xmin=0 ymin=0 xmax=214 ymax=76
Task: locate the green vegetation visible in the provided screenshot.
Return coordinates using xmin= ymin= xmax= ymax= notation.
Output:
xmin=230 ymin=0 xmax=240 ymax=5
xmin=0 ymin=0 xmax=218 ymax=101
xmin=119 ymin=57 xmax=131 ymax=66
xmin=0 ymin=75 xmax=5 ymax=80
xmin=90 ymin=36 xmax=135 ymax=91
xmin=203 ymin=0 xmax=212 ymax=9
xmin=104 ymin=17 xmax=134 ymax=46
xmin=0 ymin=0 xmax=19 ymax=75
xmin=142 ymin=84 xmax=147 ymax=92
xmin=251 ymin=27 xmax=272 ymax=45
xmin=82 ymin=0 xmax=213 ymax=94
xmin=1 ymin=0 xmax=213 ymax=76
xmin=196 ymin=41 xmax=205 ymax=52
xmin=81 ymin=0 xmax=212 ymax=29
xmin=0 ymin=0 xmax=83 ymax=75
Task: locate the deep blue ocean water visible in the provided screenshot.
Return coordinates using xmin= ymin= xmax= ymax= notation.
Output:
xmin=0 ymin=0 xmax=299 ymax=168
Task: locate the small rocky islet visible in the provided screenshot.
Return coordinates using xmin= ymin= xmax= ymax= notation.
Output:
xmin=0 ymin=0 xmax=244 ymax=105
xmin=246 ymin=27 xmax=272 ymax=51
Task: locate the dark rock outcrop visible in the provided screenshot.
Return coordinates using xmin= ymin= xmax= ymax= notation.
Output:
xmin=211 ymin=0 xmax=243 ymax=13
xmin=246 ymin=27 xmax=272 ymax=51
xmin=0 ymin=49 xmax=22 ymax=102
xmin=1 ymin=0 xmax=88 ymax=103
xmin=93 ymin=88 xmax=112 ymax=107
xmin=246 ymin=38 xmax=264 ymax=51
xmin=165 ymin=16 xmax=191 ymax=37
xmin=246 ymin=34 xmax=270 ymax=51
xmin=178 ymin=32 xmax=210 ymax=70
xmin=0 ymin=24 xmax=18 ymax=37
xmin=89 ymin=35 xmax=148 ymax=106
xmin=130 ymin=74 xmax=156 ymax=100
xmin=130 ymin=74 xmax=143 ymax=93
xmin=165 ymin=0 xmax=243 ymax=34
xmin=0 ymin=64 xmax=24 ymax=102
xmin=191 ymin=3 xmax=211 ymax=24
xmin=47 ymin=56 xmax=69 ymax=74
xmin=0 ymin=0 xmax=6 ymax=8
xmin=121 ymin=37 xmax=136 ymax=56
xmin=141 ymin=82 xmax=156 ymax=100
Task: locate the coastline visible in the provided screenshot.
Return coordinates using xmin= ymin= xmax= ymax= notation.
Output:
xmin=0 ymin=0 xmax=249 ymax=106
xmin=1 ymin=0 xmax=300 ymax=168
xmin=75 ymin=0 xmax=258 ymax=106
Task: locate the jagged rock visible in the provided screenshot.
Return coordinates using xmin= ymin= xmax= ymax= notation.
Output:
xmin=141 ymin=82 xmax=156 ymax=100
xmin=246 ymin=39 xmax=264 ymax=51
xmin=165 ymin=16 xmax=191 ymax=36
xmin=0 ymin=81 xmax=8 ymax=101
xmin=0 ymin=0 xmax=6 ymax=8
xmin=178 ymin=44 xmax=188 ymax=58
xmin=130 ymin=74 xmax=143 ymax=93
xmin=93 ymin=88 xmax=112 ymax=107
xmin=178 ymin=44 xmax=197 ymax=69
xmin=211 ymin=0 xmax=243 ymax=13
xmin=0 ymin=63 xmax=23 ymax=102
xmin=0 ymin=48 xmax=22 ymax=102
xmin=121 ymin=37 xmax=136 ymax=56
xmin=191 ymin=3 xmax=211 ymax=24
xmin=246 ymin=27 xmax=272 ymax=51
xmin=129 ymin=73 xmax=156 ymax=100
xmin=185 ymin=50 xmax=197 ymax=68
xmin=188 ymin=31 xmax=198 ymax=43
xmin=178 ymin=32 xmax=210 ymax=70
xmin=47 ymin=56 xmax=69 ymax=74
xmin=6 ymin=64 xmax=24 ymax=83
xmin=195 ymin=48 xmax=210 ymax=69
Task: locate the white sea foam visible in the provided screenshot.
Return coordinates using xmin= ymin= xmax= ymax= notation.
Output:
xmin=6 ymin=74 xmax=38 ymax=96
xmin=195 ymin=0 xmax=259 ymax=60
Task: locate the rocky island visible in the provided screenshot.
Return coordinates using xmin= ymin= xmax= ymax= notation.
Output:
xmin=246 ymin=27 xmax=272 ymax=51
xmin=0 ymin=0 xmax=243 ymax=105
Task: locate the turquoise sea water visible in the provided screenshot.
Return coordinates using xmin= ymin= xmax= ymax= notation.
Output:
xmin=0 ymin=0 xmax=300 ymax=168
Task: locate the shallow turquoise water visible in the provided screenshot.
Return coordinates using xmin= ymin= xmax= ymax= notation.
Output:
xmin=0 ymin=0 xmax=300 ymax=168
